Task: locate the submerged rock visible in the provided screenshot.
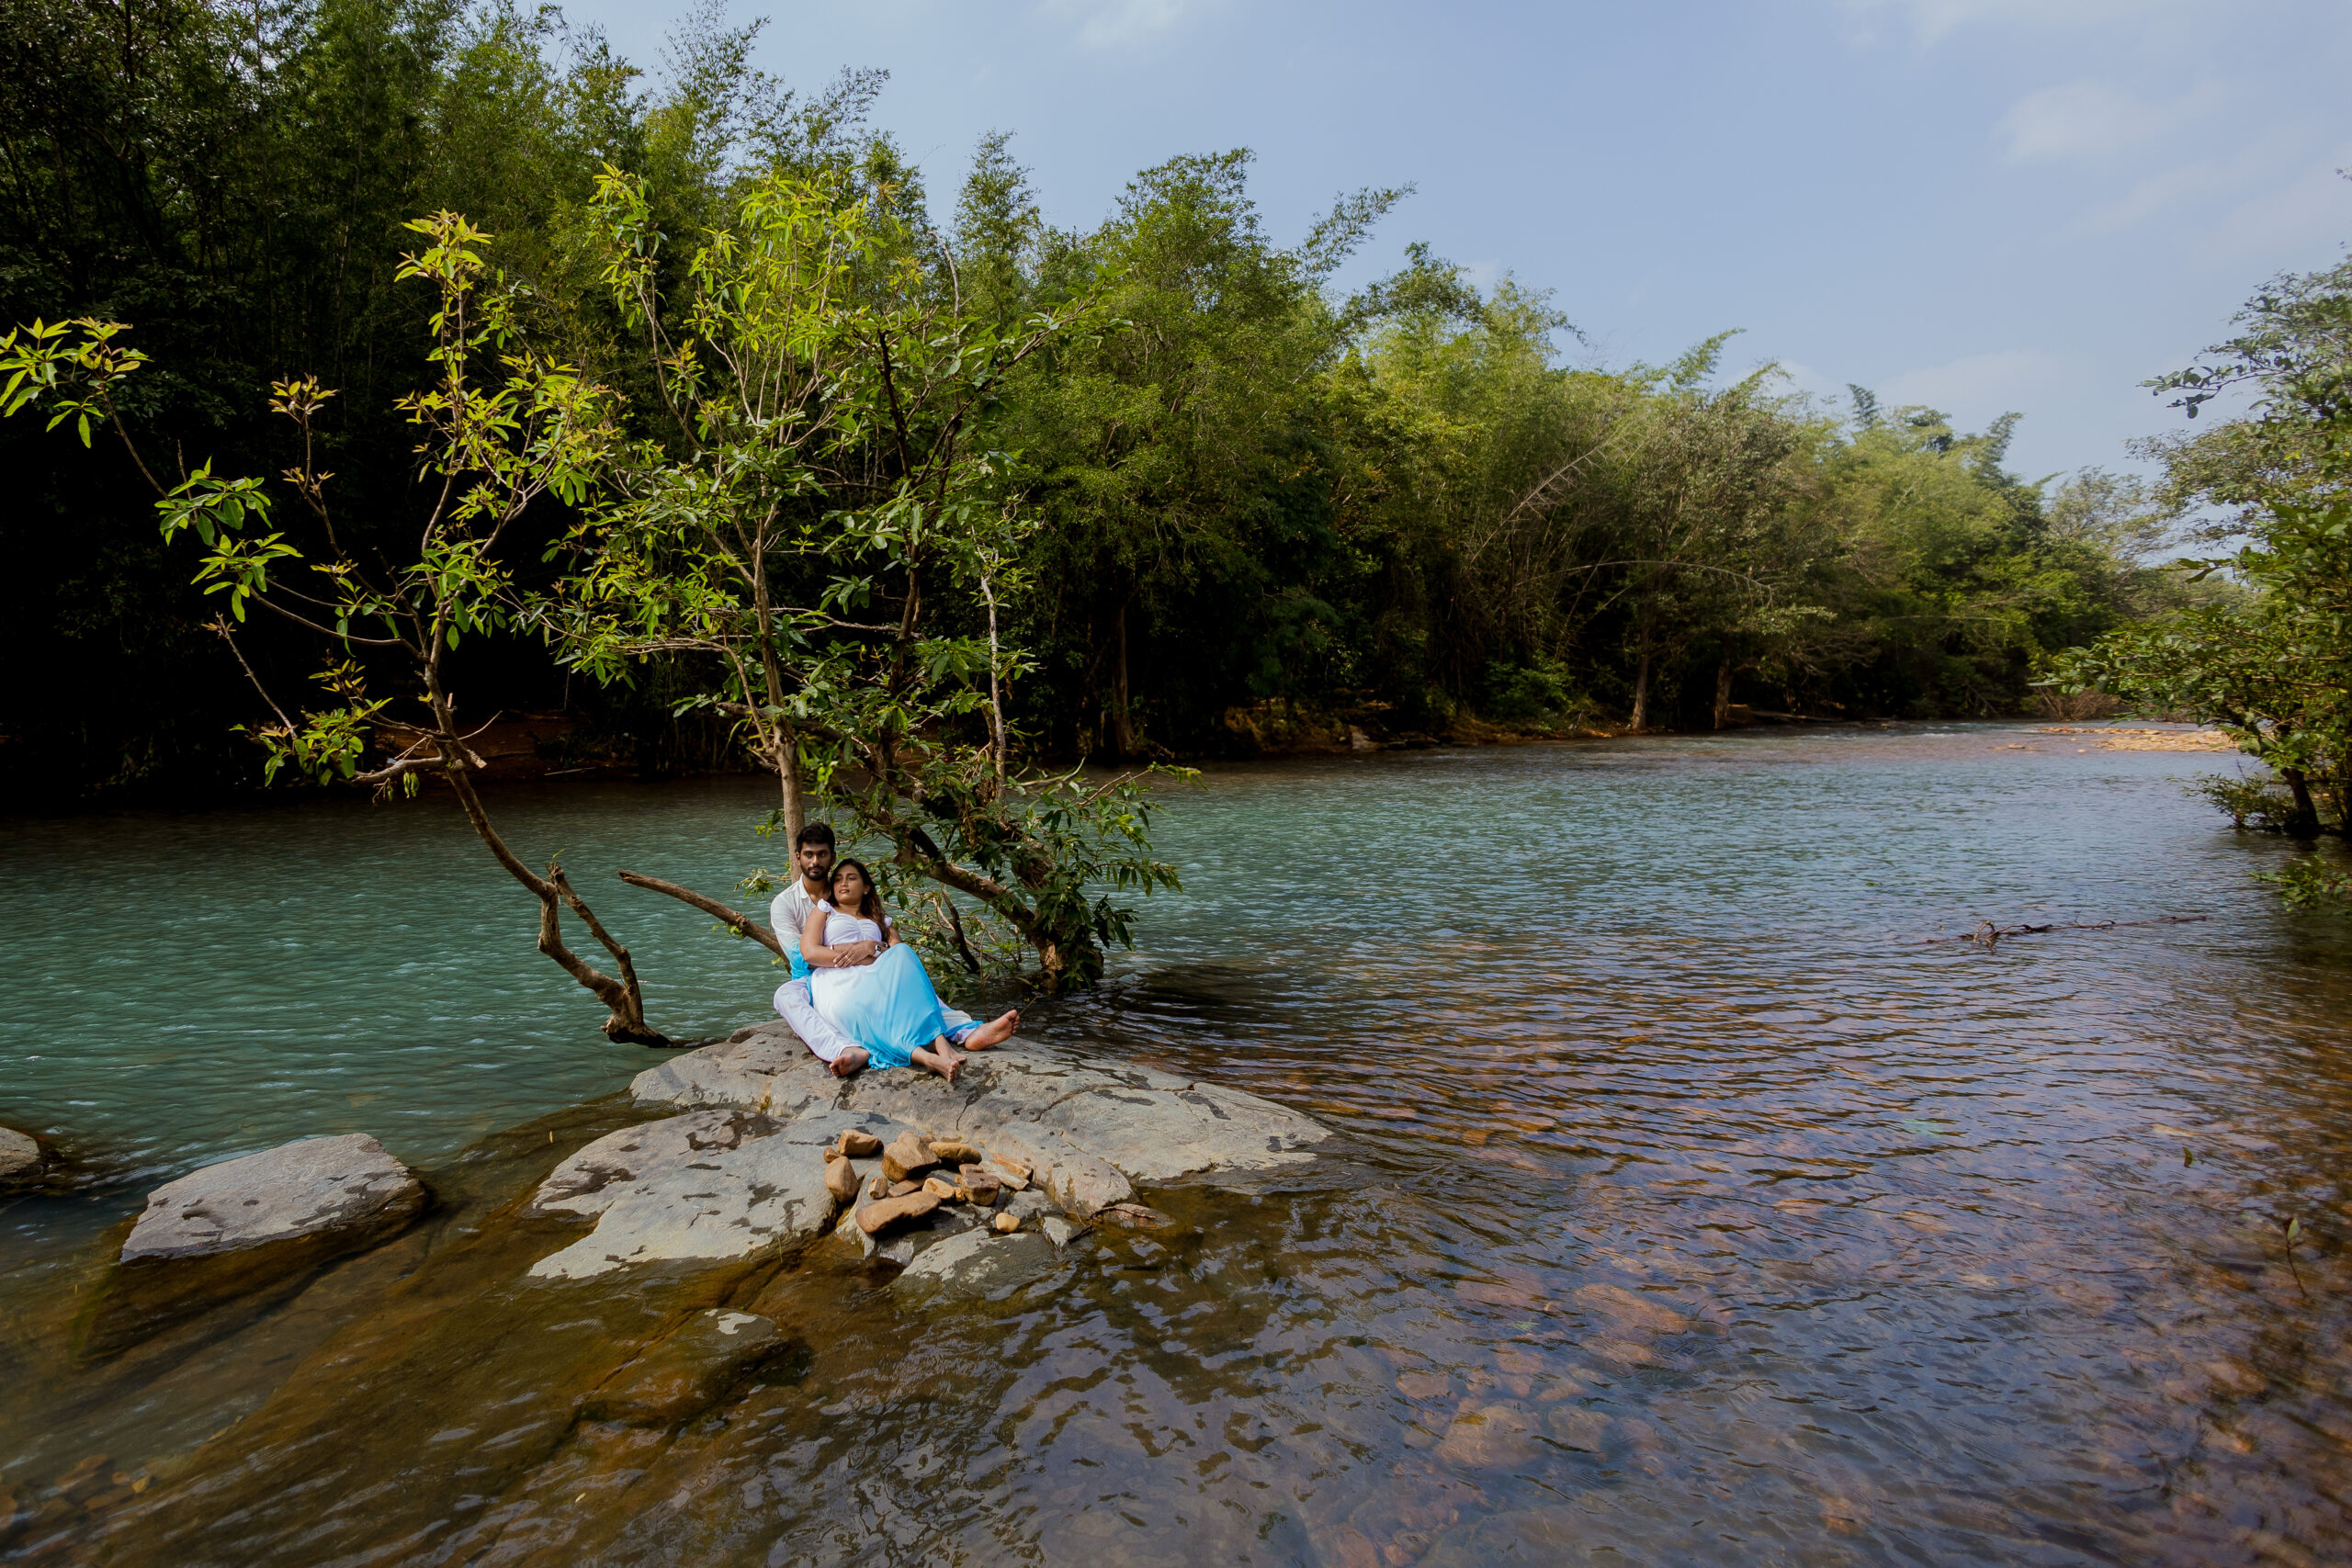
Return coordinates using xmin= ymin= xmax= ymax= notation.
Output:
xmin=893 ymin=1227 xmax=1059 ymax=1298
xmin=582 ymin=1309 xmax=789 ymax=1427
xmin=630 ymin=1023 xmax=1327 ymax=1214
xmin=122 ymin=1134 xmax=424 ymax=1263
xmin=526 ymin=1109 xmax=896 ymax=1280
xmin=0 ymin=1126 xmax=43 ymax=1182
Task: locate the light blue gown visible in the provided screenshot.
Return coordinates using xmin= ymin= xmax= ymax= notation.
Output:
xmin=807 ymin=906 xmax=951 ymax=1069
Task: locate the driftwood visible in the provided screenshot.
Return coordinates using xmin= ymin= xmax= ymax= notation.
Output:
xmin=1928 ymin=916 xmax=2211 ymax=950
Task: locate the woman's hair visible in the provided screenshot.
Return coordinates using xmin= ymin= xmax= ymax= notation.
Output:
xmin=829 ymin=858 xmax=888 ymax=933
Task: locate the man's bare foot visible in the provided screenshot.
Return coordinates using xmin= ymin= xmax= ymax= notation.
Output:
xmin=829 ymin=1047 xmax=868 ymax=1078
xmin=963 ymin=1010 xmax=1020 ymax=1049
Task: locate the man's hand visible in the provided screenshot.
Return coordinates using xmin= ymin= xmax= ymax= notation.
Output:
xmin=833 ymin=940 xmax=883 ymax=967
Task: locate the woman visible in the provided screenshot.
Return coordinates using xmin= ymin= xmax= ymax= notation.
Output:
xmin=800 ymin=859 xmax=1018 ymax=1080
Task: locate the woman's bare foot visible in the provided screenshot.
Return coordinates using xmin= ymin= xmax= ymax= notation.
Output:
xmin=914 ymin=1045 xmax=962 ymax=1085
xmin=829 ymin=1047 xmax=868 ymax=1078
xmin=962 ymin=1010 xmax=1020 ymax=1050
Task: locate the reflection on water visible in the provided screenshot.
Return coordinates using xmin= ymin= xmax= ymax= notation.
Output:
xmin=4 ymin=725 xmax=2349 ymax=1565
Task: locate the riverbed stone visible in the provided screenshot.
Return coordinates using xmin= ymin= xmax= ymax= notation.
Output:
xmin=629 ymin=1022 xmax=1328 ymax=1214
xmin=960 ymin=1177 xmax=1000 ymax=1208
xmin=527 ymin=1109 xmax=901 ymax=1280
xmin=881 ymin=1132 xmax=936 ymax=1183
xmin=0 ymin=1127 xmax=42 ymax=1181
xmin=122 ymin=1134 xmax=424 ymax=1263
xmin=857 ymin=1190 xmax=943 ymax=1235
xmin=893 ymin=1227 xmax=1059 ymax=1298
xmin=822 ymin=1156 xmax=861 ymax=1202
xmin=1041 ymin=1215 xmax=1080 ymax=1248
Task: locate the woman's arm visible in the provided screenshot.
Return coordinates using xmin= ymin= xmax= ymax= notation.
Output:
xmin=800 ymin=904 xmax=832 ymax=967
xmin=802 ymin=904 xmax=877 ymax=969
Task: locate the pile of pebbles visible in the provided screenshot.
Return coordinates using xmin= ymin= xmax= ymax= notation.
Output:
xmin=834 ymin=1130 xmax=1035 ymax=1237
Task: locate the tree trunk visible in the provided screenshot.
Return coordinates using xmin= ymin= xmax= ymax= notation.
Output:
xmin=775 ymin=716 xmax=806 ymax=842
xmin=1108 ymin=602 xmax=1136 ymax=758
xmin=1712 ymin=648 xmax=1734 ymax=730
xmin=1629 ymin=627 xmax=1655 ymax=732
xmin=2280 ymin=766 xmax=2322 ymax=840
xmin=444 ymin=765 xmax=668 ymax=1044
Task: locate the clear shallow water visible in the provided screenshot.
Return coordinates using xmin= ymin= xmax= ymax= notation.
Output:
xmin=5 ymin=724 xmax=2351 ymax=1566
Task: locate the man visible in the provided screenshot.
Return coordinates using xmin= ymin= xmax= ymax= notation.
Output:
xmin=769 ymin=822 xmax=978 ymax=1075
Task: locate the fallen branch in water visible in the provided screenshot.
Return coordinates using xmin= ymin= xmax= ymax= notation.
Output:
xmin=1928 ymin=915 xmax=2211 ymax=950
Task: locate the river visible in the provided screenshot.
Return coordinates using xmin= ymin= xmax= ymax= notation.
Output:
xmin=4 ymin=723 xmax=2348 ymax=1565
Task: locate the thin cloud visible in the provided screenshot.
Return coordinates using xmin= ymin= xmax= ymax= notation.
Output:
xmin=2064 ymin=131 xmax=2299 ymax=238
xmin=2191 ymin=157 xmax=2352 ymax=270
xmin=1998 ymin=79 xmax=2216 ymax=163
xmin=1839 ymin=0 xmax=2193 ymax=46
xmin=1038 ymin=0 xmax=1190 ymax=50
xmin=1880 ymin=350 xmax=2079 ymax=420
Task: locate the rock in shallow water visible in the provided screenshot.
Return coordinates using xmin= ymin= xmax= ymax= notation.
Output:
xmin=122 ymin=1134 xmax=424 ymax=1263
xmin=629 ymin=1024 xmax=1328 ymax=1213
xmin=0 ymin=1126 xmax=43 ymax=1181
xmin=78 ymin=1134 xmax=426 ymax=1359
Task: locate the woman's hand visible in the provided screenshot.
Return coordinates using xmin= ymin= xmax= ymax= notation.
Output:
xmin=833 ymin=940 xmax=883 ymax=967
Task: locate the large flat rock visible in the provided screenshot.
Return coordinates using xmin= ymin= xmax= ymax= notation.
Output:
xmin=630 ymin=1024 xmax=1326 ymax=1215
xmin=526 ymin=1108 xmax=898 ymax=1280
xmin=122 ymin=1134 xmax=424 ymax=1263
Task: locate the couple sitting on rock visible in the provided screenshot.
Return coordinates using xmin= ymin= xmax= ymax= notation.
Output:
xmin=769 ymin=822 xmax=1020 ymax=1082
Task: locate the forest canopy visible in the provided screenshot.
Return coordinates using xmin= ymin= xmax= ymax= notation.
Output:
xmin=0 ymin=0 xmax=2204 ymax=811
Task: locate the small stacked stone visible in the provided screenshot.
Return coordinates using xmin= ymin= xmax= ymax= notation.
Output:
xmin=826 ymin=1129 xmax=1037 ymax=1237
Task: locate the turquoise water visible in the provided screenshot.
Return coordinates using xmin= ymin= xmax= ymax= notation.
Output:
xmin=6 ymin=724 xmax=2351 ymax=1565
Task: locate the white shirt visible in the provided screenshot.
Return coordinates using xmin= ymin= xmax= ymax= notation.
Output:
xmin=771 ymin=878 xmax=828 ymax=973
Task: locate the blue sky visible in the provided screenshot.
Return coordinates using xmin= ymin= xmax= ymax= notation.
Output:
xmin=561 ymin=0 xmax=2352 ymax=482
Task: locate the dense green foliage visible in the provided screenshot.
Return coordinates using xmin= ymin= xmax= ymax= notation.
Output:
xmin=2055 ymin=247 xmax=2351 ymax=902
xmin=2 ymin=0 xmax=2184 ymax=817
